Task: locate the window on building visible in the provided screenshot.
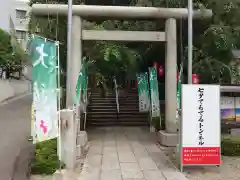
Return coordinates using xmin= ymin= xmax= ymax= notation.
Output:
xmin=16 ymin=30 xmax=26 ymax=40
xmin=16 ymin=9 xmax=27 ymax=19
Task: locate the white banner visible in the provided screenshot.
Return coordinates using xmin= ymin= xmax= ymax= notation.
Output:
xmin=181 ymin=84 xmax=221 ymax=165
xmin=30 ymin=35 xmax=59 ymax=143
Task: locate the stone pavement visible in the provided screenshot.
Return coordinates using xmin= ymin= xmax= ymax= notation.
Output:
xmin=0 ymin=95 xmax=32 ymax=180
xmin=78 ymin=127 xmax=188 ymax=180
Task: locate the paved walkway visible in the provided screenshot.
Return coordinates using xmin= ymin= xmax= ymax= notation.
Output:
xmin=0 ymin=95 xmax=32 ymax=180
xmin=79 ymin=127 xmax=188 ymax=180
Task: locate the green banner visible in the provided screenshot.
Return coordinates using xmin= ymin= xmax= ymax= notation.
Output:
xmin=137 ymin=72 xmax=150 ymax=112
xmin=149 ymin=67 xmax=160 ymax=117
xmin=74 ymin=70 xmax=83 ymax=105
xmin=30 ymin=35 xmax=58 ymax=143
xmin=176 ymin=63 xmax=183 ymax=119
xmin=82 ymin=65 xmax=88 ymax=104
xmin=74 ymin=60 xmax=88 ymax=105
xmin=143 ymin=72 xmax=150 ymax=111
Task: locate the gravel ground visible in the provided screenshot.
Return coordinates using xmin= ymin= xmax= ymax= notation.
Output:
xmin=184 ymin=156 xmax=240 ymax=180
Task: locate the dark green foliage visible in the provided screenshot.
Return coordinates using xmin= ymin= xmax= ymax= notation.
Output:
xmin=28 ymin=0 xmax=240 ymax=84
xmin=221 ymin=135 xmax=240 ymax=156
xmin=0 ymin=29 xmax=13 ymax=65
xmin=31 ymin=139 xmax=64 ymax=175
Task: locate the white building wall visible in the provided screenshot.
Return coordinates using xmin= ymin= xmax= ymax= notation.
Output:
xmin=12 ymin=0 xmax=30 ymax=50
xmin=0 ymin=0 xmax=30 ymax=50
xmin=0 ymin=0 xmax=14 ymax=32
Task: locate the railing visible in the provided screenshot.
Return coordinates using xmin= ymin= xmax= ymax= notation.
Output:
xmin=113 ymin=78 xmax=120 ymax=123
xmin=114 ymin=78 xmax=120 ymax=113
xmin=83 ymin=88 xmax=91 ymax=130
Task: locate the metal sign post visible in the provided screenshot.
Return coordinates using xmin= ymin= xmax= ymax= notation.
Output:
xmin=188 ymin=0 xmax=193 ymax=84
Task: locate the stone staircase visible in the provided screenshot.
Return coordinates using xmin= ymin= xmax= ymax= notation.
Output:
xmin=86 ymin=88 xmax=149 ymax=127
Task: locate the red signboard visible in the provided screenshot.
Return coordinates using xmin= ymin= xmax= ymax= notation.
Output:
xmin=182 ymin=147 xmax=221 ymax=165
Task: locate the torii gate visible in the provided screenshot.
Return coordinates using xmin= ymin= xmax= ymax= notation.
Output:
xmin=31 ymin=4 xmax=212 ymax=147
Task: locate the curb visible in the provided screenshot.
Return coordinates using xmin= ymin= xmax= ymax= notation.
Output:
xmin=0 ymin=92 xmax=32 ymax=106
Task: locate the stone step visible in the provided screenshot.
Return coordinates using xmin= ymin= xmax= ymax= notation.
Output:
xmin=88 ymin=111 xmax=148 ymax=115
xmin=88 ymin=113 xmax=148 ymax=118
xmin=87 ymin=88 xmax=148 ymax=127
xmin=89 ymin=102 xmax=138 ymax=106
xmin=87 ymin=117 xmax=148 ymax=121
xmin=90 ymin=108 xmax=140 ymax=112
xmin=87 ymin=121 xmax=149 ymax=127
xmin=91 ymin=97 xmax=138 ymax=101
xmin=88 ymin=107 xmax=117 ymax=110
xmin=88 ymin=105 xmax=139 ymax=109
xmin=91 ymin=92 xmax=138 ymax=96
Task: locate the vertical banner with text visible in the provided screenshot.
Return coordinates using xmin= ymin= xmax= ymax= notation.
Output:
xmin=136 ymin=73 xmax=150 ymax=112
xmin=82 ymin=62 xmax=88 ymax=105
xmin=143 ymin=72 xmax=150 ymax=111
xmin=31 ymin=36 xmax=58 ymax=143
xmin=74 ymin=62 xmax=87 ymax=103
xmin=74 ymin=69 xmax=83 ymax=105
xmin=181 ymin=85 xmax=221 ymax=167
xmin=176 ymin=64 xmax=183 ymax=119
xmin=149 ymin=67 xmax=160 ymax=117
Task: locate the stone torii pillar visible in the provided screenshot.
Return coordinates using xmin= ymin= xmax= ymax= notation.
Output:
xmin=157 ymin=18 xmax=178 ymax=146
xmin=31 ymin=5 xmax=212 ymax=147
xmin=68 ymin=16 xmax=82 ymax=108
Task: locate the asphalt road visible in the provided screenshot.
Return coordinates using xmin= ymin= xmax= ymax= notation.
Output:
xmin=0 ymin=95 xmax=32 ymax=180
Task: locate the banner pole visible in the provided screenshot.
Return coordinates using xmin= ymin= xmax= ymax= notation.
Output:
xmin=56 ymin=42 xmax=62 ymax=171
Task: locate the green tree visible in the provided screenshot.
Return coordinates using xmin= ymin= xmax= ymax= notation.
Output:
xmin=29 ymin=0 xmax=240 ymax=84
xmin=150 ymin=0 xmax=239 ymax=84
xmin=28 ymin=0 xmax=145 ymax=92
xmin=0 ymin=28 xmax=27 ymax=78
xmin=0 ymin=29 xmax=13 ymax=66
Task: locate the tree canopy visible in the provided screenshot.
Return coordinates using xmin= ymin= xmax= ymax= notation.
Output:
xmin=28 ymin=0 xmax=240 ymax=84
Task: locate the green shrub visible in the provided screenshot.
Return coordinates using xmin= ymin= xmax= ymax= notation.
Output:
xmin=221 ymin=135 xmax=240 ymax=156
xmin=31 ymin=138 xmax=64 ymax=175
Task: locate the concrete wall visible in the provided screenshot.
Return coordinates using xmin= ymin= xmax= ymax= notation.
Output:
xmin=0 ymin=80 xmax=31 ymax=102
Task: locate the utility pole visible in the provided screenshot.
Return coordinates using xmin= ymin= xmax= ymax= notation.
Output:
xmin=188 ymin=0 xmax=193 ymax=84
xmin=66 ymin=0 xmax=73 ymax=106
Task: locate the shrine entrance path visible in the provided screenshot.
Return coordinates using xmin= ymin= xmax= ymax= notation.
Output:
xmin=78 ymin=127 xmax=188 ymax=180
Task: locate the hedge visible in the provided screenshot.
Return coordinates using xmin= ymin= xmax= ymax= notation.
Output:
xmin=221 ymin=135 xmax=240 ymax=156
xmin=31 ymin=138 xmax=64 ymax=175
